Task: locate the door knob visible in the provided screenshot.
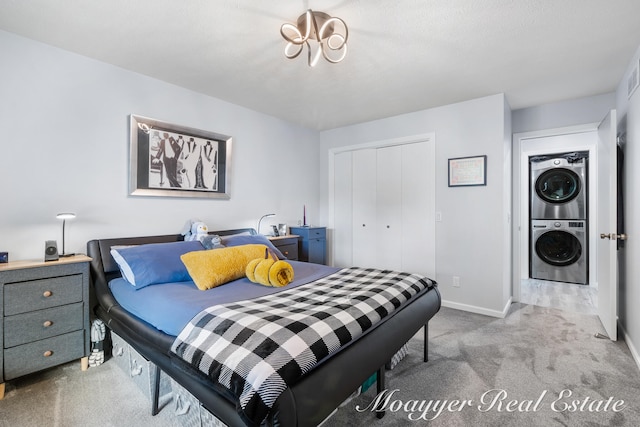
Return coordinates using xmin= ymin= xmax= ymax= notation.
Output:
xmin=600 ymin=233 xmax=628 ymax=240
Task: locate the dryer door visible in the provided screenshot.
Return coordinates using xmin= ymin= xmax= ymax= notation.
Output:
xmin=535 ymin=230 xmax=582 ymax=266
xmin=534 ymin=168 xmax=581 ymax=205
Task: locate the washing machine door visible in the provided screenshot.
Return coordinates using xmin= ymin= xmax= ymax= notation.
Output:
xmin=535 ymin=230 xmax=582 ymax=266
xmin=534 ymin=168 xmax=581 ymax=205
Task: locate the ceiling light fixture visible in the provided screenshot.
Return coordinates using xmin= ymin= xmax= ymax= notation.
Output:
xmin=280 ymin=9 xmax=348 ymax=67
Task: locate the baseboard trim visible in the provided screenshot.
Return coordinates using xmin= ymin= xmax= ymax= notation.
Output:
xmin=619 ymin=321 xmax=640 ymax=372
xmin=441 ymin=297 xmax=512 ymax=319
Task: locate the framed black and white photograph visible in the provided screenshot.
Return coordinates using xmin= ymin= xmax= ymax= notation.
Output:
xmin=448 ymin=155 xmax=487 ymax=187
xmin=129 ymin=114 xmax=232 ymax=199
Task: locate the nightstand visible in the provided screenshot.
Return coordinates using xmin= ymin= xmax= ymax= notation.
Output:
xmin=0 ymin=255 xmax=91 ymax=399
xmin=268 ymin=235 xmax=299 ymax=261
xmin=289 ymin=226 xmax=327 ymax=265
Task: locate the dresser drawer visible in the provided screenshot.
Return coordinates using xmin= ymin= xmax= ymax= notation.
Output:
xmin=290 ymin=227 xmax=326 ymax=240
xmin=277 ymin=243 xmax=299 ymax=260
xmin=3 ymin=303 xmax=84 ymax=348
xmin=4 ymin=274 xmax=83 ymax=315
xmin=3 ymin=330 xmax=85 ymax=380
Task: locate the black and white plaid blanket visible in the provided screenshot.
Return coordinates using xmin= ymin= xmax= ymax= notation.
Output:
xmin=171 ymin=267 xmax=436 ymax=426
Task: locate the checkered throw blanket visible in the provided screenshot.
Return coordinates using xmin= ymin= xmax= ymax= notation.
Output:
xmin=171 ymin=267 xmax=436 ymax=426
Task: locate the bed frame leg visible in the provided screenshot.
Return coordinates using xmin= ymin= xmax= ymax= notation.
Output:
xmin=151 ymin=366 xmax=161 ymax=416
xmin=376 ymin=366 xmax=386 ymax=419
xmin=424 ymin=323 xmax=429 ymax=362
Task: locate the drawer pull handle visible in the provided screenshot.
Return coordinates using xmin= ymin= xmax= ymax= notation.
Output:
xmin=43 ymin=350 xmax=53 ymax=357
xmin=43 ymin=290 xmax=53 ymax=298
xmin=115 ymin=347 xmax=124 ymax=357
xmin=283 ymin=251 xmax=289 ymax=255
xmin=43 ymin=320 xmax=53 ymax=327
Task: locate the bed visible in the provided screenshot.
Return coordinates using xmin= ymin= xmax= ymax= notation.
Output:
xmin=87 ymin=228 xmax=441 ymax=427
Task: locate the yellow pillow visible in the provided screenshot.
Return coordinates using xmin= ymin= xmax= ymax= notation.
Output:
xmin=268 ymin=260 xmax=294 ymax=287
xmin=181 ymin=244 xmax=268 ymax=290
xmin=253 ymin=258 xmax=276 ymax=286
xmin=246 ymin=254 xmax=294 ymax=288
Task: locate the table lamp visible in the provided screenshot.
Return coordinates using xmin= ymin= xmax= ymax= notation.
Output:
xmin=56 ymin=212 xmax=76 ymax=257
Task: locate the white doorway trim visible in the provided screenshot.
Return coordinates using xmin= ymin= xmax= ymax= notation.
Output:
xmin=512 ymin=123 xmax=599 ymax=302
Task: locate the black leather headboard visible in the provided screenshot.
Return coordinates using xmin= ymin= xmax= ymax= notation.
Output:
xmin=86 ymin=228 xmax=257 ymax=314
xmin=93 ymin=228 xmax=257 ymax=275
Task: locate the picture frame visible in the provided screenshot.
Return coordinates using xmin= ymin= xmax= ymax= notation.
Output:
xmin=129 ymin=114 xmax=232 ymax=199
xmin=448 ymin=155 xmax=487 ymax=187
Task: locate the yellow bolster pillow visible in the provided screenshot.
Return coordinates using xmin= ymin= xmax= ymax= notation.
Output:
xmin=269 ymin=260 xmax=294 ymax=287
xmin=246 ymin=254 xmax=294 ymax=288
xmin=245 ymin=258 xmax=262 ymax=283
xmin=254 ymin=258 xmax=275 ymax=286
xmin=181 ymin=244 xmax=268 ymax=290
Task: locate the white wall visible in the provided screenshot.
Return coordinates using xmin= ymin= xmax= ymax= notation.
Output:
xmin=512 ymin=92 xmax=616 ymax=134
xmin=319 ymin=94 xmax=512 ymax=317
xmin=616 ymin=43 xmax=640 ymax=367
xmin=0 ymin=30 xmax=320 ymax=260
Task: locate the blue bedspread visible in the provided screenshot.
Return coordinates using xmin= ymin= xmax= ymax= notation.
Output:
xmin=109 ymin=261 xmax=339 ymax=336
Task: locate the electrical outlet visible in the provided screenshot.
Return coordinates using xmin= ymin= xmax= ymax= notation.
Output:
xmin=452 ymin=276 xmax=460 ymax=287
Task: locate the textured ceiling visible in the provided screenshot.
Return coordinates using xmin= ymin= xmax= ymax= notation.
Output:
xmin=1 ymin=0 xmax=640 ymax=130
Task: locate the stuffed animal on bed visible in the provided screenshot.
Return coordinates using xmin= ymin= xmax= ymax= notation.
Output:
xmin=182 ymin=220 xmax=209 ymax=241
xmin=181 ymin=220 xmax=223 ymax=249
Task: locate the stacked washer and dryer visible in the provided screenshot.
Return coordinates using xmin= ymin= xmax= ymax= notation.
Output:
xmin=530 ymin=152 xmax=588 ymax=285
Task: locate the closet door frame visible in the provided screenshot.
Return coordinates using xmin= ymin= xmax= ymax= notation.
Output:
xmin=328 ymin=133 xmax=436 ymax=270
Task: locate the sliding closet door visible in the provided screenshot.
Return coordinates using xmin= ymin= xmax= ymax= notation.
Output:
xmin=376 ymin=146 xmax=402 ymax=270
xmin=331 ymin=136 xmax=435 ymax=275
xmin=401 ymin=141 xmax=436 ymax=277
xmin=333 ymin=151 xmax=353 ymax=267
xmin=352 ymin=149 xmax=377 ymax=268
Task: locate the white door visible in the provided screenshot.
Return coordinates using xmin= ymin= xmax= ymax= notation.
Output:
xmin=597 ymin=110 xmax=618 ymax=341
xmin=333 ymin=151 xmax=353 ymax=267
xmin=401 ymin=141 xmax=436 ymax=277
xmin=376 ymin=146 xmax=403 ymax=270
xmin=352 ymin=149 xmax=377 ymax=268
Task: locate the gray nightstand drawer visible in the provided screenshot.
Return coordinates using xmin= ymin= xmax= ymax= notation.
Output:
xmin=3 ymin=330 xmax=85 ymax=380
xmin=278 ymin=243 xmax=299 ymax=260
xmin=3 ymin=303 xmax=84 ymax=348
xmin=4 ymin=274 xmax=83 ymax=315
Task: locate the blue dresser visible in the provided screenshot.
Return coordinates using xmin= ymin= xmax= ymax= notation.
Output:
xmin=289 ymin=226 xmax=326 ymax=265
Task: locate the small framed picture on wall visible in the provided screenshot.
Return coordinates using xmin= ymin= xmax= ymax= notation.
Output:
xmin=448 ymin=155 xmax=487 ymax=187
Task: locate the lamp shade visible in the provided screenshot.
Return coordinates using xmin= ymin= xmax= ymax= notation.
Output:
xmin=56 ymin=212 xmax=76 ymax=220
xmin=56 ymin=212 xmax=76 ymax=257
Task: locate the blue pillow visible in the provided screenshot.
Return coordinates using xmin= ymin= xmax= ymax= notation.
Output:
xmin=220 ymin=234 xmax=287 ymax=259
xmin=110 ymin=240 xmax=204 ymax=288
